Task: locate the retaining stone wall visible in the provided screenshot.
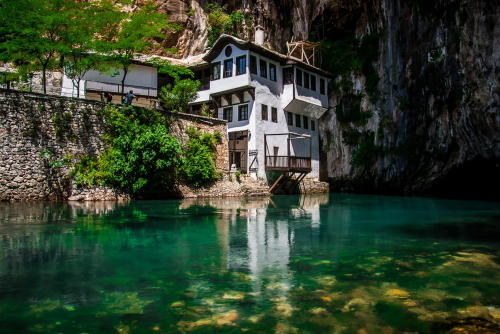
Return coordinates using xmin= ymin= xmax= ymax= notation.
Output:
xmin=0 ymin=89 xmax=228 ymax=201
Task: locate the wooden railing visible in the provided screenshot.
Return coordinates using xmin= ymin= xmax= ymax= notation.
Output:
xmin=265 ymin=156 xmax=312 ymax=171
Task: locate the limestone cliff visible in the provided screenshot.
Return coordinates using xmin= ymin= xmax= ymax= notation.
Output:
xmin=155 ymin=0 xmax=499 ymax=198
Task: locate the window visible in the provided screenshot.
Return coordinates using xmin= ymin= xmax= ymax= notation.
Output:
xmin=238 ymin=104 xmax=249 ymax=121
xmin=236 ymin=56 xmax=246 ymax=75
xmin=269 ymin=63 xmax=277 ymax=81
xmin=295 ymin=114 xmax=302 ymax=128
xmin=195 ymin=69 xmax=210 ymax=91
xmin=211 ymin=62 xmax=221 ymax=80
xmin=287 ymin=111 xmax=293 ymax=126
xmin=311 ymin=120 xmax=316 ymax=131
xmin=303 ymin=115 xmax=309 ymax=129
xmin=304 ymin=72 xmax=310 ymax=89
xmin=283 ymin=67 xmax=294 ymax=84
xmin=223 ymin=107 xmax=233 ymax=122
xmin=250 ymin=55 xmax=257 ymax=74
xmin=260 ymin=59 xmax=267 ymax=78
xmin=311 ymin=75 xmax=316 ymax=91
xmin=296 ymin=69 xmax=303 ymax=86
xmin=225 ymin=46 xmax=233 ymax=57
xmin=320 ymin=78 xmax=325 ymax=94
xmin=261 ymin=104 xmax=268 ymax=121
xmin=224 ymin=59 xmax=233 ymax=78
xmin=271 ymin=107 xmax=277 ymax=123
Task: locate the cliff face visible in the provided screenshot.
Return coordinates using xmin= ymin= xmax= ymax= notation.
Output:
xmin=157 ymin=0 xmax=499 ymax=198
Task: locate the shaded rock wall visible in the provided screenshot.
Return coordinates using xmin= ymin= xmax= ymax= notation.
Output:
xmin=158 ymin=0 xmax=499 ymax=198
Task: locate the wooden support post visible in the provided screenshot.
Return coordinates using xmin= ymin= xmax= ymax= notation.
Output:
xmin=287 ymin=133 xmax=291 ymax=169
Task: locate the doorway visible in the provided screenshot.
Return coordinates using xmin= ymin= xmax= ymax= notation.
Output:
xmin=228 ymin=130 xmax=248 ymax=173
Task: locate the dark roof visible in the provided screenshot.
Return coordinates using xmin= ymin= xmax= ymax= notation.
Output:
xmin=203 ymin=35 xmax=331 ymax=77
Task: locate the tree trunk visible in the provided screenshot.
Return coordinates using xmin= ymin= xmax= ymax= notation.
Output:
xmin=121 ymin=66 xmax=128 ymax=95
xmin=42 ymin=67 xmax=47 ymax=95
xmin=76 ymin=79 xmax=80 ymax=98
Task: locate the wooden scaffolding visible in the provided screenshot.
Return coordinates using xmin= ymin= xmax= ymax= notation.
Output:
xmin=286 ymin=38 xmax=321 ymax=67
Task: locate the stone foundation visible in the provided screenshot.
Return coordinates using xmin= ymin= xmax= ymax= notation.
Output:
xmin=0 ymin=89 xmax=228 ymax=202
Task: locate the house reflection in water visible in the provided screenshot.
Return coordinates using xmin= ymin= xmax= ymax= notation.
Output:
xmin=180 ymin=194 xmax=329 ymax=292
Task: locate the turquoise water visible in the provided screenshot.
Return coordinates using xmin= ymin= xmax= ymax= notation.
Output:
xmin=0 ymin=194 xmax=499 ymax=333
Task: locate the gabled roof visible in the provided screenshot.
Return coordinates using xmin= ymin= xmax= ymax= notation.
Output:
xmin=203 ymin=34 xmax=331 ymax=77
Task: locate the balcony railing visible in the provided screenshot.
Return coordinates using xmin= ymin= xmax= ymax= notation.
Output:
xmin=265 ymin=155 xmax=312 ymax=172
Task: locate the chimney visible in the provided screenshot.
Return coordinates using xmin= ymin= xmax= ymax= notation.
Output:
xmin=254 ymin=25 xmax=265 ymax=45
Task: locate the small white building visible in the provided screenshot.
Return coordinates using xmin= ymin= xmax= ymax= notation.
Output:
xmin=190 ymin=33 xmax=330 ymax=182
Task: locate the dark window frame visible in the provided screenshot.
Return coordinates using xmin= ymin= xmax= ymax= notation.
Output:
xmin=223 ymin=107 xmax=233 ymax=122
xmin=287 ymin=111 xmax=293 ymax=126
xmin=269 ymin=63 xmax=277 ymax=82
xmin=296 ymin=69 xmax=303 ymax=86
xmin=303 ymin=115 xmax=309 ymax=129
xmin=238 ymin=104 xmax=249 ymax=121
xmin=283 ymin=67 xmax=294 ymax=85
xmin=223 ymin=58 xmax=233 ymax=78
xmin=250 ymin=55 xmax=257 ymax=74
xmin=271 ymin=107 xmax=278 ymax=123
xmin=261 ymin=104 xmax=268 ymax=121
xmin=320 ymin=78 xmax=325 ymax=95
xmin=236 ymin=56 xmax=246 ymax=76
xmin=259 ymin=59 xmax=267 ymax=78
xmin=311 ymin=119 xmax=316 ymax=131
xmin=310 ymin=74 xmax=316 ymax=91
xmin=295 ymin=114 xmax=302 ymax=128
xmin=211 ymin=62 xmax=221 ymax=80
xmin=304 ymin=72 xmax=310 ymax=89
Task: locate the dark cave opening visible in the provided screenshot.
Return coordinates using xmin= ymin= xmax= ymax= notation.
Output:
xmin=428 ymin=158 xmax=500 ymax=201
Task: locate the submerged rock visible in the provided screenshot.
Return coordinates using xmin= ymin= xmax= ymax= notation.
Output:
xmin=385 ymin=288 xmax=410 ymax=299
xmin=170 ymin=301 xmax=185 ymax=308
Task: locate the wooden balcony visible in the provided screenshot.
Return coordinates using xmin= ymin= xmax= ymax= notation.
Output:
xmin=265 ymin=155 xmax=312 ymax=172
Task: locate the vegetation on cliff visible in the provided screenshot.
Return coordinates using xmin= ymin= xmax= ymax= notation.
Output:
xmin=205 ymin=4 xmax=254 ymax=46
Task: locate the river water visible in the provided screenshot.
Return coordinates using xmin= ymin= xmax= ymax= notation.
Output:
xmin=0 ymin=194 xmax=499 ymax=333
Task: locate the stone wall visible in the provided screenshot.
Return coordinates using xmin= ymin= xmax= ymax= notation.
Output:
xmin=0 ymin=89 xmax=229 ymax=201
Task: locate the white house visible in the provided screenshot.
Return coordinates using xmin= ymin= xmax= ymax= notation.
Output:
xmin=190 ymin=33 xmax=330 ymax=183
xmin=59 ymin=31 xmax=330 ymax=185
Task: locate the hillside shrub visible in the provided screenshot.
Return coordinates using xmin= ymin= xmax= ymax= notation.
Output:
xmin=180 ymin=126 xmax=221 ymax=187
xmin=159 ymin=79 xmax=200 ymax=113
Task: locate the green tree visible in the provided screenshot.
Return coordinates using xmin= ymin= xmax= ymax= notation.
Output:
xmin=181 ymin=127 xmax=220 ymax=187
xmin=60 ymin=1 xmax=105 ymax=97
xmin=0 ymin=0 xmax=69 ymax=94
xmin=159 ymin=79 xmax=200 ymax=113
xmin=101 ymin=2 xmax=176 ymax=95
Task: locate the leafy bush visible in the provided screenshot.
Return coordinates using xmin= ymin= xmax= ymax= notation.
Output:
xmin=180 ymin=126 xmax=220 ymax=187
xmin=99 ymin=122 xmax=182 ymax=194
xmin=334 ymin=94 xmax=373 ymax=126
xmin=351 ymin=132 xmax=381 ymax=168
xmin=206 ymin=4 xmax=250 ymax=46
xmin=72 ymin=106 xmax=222 ymax=195
xmin=159 ymin=79 xmax=200 ymax=113
xmin=73 ymin=105 xmax=183 ymax=195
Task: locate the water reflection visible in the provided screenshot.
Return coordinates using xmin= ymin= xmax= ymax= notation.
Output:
xmin=0 ymin=194 xmax=499 ymax=333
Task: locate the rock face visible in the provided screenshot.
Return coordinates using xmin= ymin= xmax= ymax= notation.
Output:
xmin=158 ymin=0 xmax=499 ymax=198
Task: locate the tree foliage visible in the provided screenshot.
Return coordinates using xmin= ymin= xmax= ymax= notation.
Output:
xmin=180 ymin=127 xmax=221 ymax=187
xmin=205 ymin=4 xmax=250 ymax=46
xmin=159 ymin=79 xmax=200 ymax=113
xmin=72 ymin=106 xmax=221 ymax=196
xmin=0 ymin=0 xmax=175 ymax=96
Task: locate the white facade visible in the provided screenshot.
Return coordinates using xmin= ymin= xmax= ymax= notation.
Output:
xmin=61 ymin=64 xmax=158 ymax=98
xmin=193 ymin=36 xmax=330 ymax=181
